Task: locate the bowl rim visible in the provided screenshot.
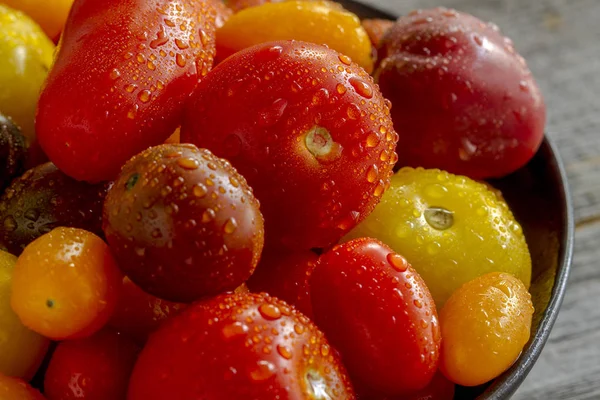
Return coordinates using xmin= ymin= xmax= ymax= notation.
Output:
xmin=337 ymin=1 xmax=575 ymax=397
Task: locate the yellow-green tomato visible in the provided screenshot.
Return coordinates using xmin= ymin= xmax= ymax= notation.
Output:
xmin=0 ymin=4 xmax=54 ymax=144
xmin=0 ymin=250 xmax=49 ymax=379
xmin=439 ymin=272 xmax=534 ymax=386
xmin=343 ymin=167 xmax=531 ymax=308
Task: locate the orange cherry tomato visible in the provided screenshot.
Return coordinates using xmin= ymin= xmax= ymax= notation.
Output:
xmin=11 ymin=227 xmax=122 ymax=340
xmin=0 ymin=373 xmax=45 ymax=400
xmin=216 ymin=1 xmax=373 ymax=72
xmin=439 ymin=272 xmax=534 ymax=386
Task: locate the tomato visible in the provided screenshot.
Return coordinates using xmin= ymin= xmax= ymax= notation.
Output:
xmin=310 ymin=238 xmax=440 ymax=396
xmin=0 ymin=113 xmax=27 ymax=191
xmin=226 ymin=0 xmax=292 ymax=12
xmin=181 ymin=41 xmax=398 ymax=250
xmin=344 ymin=167 xmax=532 ymax=308
xmin=363 ymin=372 xmax=454 ymax=400
xmin=247 ymin=248 xmax=318 ymax=318
xmin=439 ymin=272 xmax=534 ymax=386
xmin=0 ymin=163 xmax=109 ymax=256
xmin=0 ymin=5 xmax=54 ymax=156
xmin=10 ymin=227 xmax=122 ymax=340
xmin=375 ymin=8 xmax=545 ymax=179
xmin=0 ymin=250 xmax=49 ymax=380
xmin=108 ymin=277 xmax=187 ymax=344
xmin=362 ymin=19 xmax=394 ymax=49
xmin=36 ymin=0 xmax=220 ymax=182
xmin=128 ymin=292 xmax=355 ymax=400
xmin=209 ymin=0 xmax=233 ymax=28
xmin=103 ymin=144 xmax=264 ymax=303
xmin=1 ymin=0 xmax=74 ymax=41
xmin=44 ymin=329 xmax=140 ymax=400
xmin=216 ymin=1 xmax=373 ymax=72
xmin=0 ymin=373 xmax=45 ymax=400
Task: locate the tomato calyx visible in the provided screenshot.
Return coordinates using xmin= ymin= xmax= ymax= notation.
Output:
xmin=304 ymin=126 xmax=342 ymax=163
xmin=125 ymin=173 xmax=140 ymax=191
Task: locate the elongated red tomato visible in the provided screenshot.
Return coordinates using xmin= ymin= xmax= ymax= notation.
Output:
xmin=36 ymin=0 xmax=219 ymax=182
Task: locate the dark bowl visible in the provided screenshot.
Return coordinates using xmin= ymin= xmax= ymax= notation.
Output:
xmin=339 ymin=0 xmax=575 ymax=398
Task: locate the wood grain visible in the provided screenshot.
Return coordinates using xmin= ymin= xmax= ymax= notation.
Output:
xmin=359 ymin=0 xmax=600 ymax=398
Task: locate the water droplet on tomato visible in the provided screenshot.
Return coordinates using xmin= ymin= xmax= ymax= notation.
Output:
xmin=473 ymin=34 xmax=483 ymax=46
xmin=138 ymin=90 xmax=151 ymax=103
xmin=223 ymin=218 xmax=238 ymax=234
xmin=176 ymin=53 xmax=186 ymax=67
xmin=258 ymin=303 xmax=281 ymax=320
xmin=177 ymin=157 xmax=199 ymax=170
xmin=175 ymin=38 xmax=189 ymax=50
xmin=3 ymin=216 xmax=16 ymax=232
xmin=202 ymin=208 xmax=216 ymax=223
xmin=24 ymin=209 xmax=39 ymax=222
xmin=366 ymin=165 xmax=378 ymax=183
xmin=258 ymin=98 xmax=288 ymax=126
xmin=199 ymin=29 xmax=210 ymax=46
xmin=125 ymin=84 xmax=138 ymax=93
xmin=109 ymin=68 xmax=121 ymax=80
xmin=365 ymin=133 xmax=380 ymax=148
xmin=127 ymin=104 xmax=139 ymax=119
xmin=136 ymin=53 xmax=145 ymax=64
xmin=424 ymin=207 xmax=454 ymax=230
xmin=387 ymin=253 xmax=408 ymax=272
xmin=277 ymin=345 xmax=292 ymax=360
xmin=222 ymin=322 xmax=249 ymax=339
xmin=249 ymin=361 xmax=275 ymax=381
xmin=349 ymin=77 xmax=373 ymax=99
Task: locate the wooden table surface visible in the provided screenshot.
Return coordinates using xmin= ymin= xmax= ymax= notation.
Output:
xmin=361 ymin=0 xmax=600 ymax=399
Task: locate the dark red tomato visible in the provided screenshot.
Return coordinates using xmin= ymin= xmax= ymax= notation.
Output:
xmin=375 ymin=8 xmax=545 ymax=179
xmin=103 ymin=144 xmax=264 ymax=303
xmin=310 ymin=238 xmax=440 ymax=396
xmin=0 ymin=163 xmax=109 ymax=256
xmin=107 ymin=277 xmax=187 ymax=344
xmin=181 ymin=40 xmax=398 ymax=250
xmin=36 ymin=0 xmax=220 ymax=182
xmin=44 ymin=329 xmax=140 ymax=400
xmin=362 ymin=19 xmax=395 ymax=48
xmin=127 ymin=292 xmax=356 ymax=400
xmin=247 ymin=248 xmax=318 ymax=318
xmin=363 ymin=372 xmax=455 ymax=400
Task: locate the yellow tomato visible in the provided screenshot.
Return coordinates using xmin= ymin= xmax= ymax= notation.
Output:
xmin=0 ymin=373 xmax=45 ymax=399
xmin=0 ymin=5 xmax=54 ymax=146
xmin=0 ymin=250 xmax=49 ymax=380
xmin=440 ymin=272 xmax=534 ymax=386
xmin=0 ymin=0 xmax=73 ymax=41
xmin=216 ymin=1 xmax=374 ymax=72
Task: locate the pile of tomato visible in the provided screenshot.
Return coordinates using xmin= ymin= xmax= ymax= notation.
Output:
xmin=0 ymin=0 xmax=546 ymax=399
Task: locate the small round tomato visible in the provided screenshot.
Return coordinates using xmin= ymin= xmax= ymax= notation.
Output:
xmin=1 ymin=0 xmax=74 ymax=41
xmin=439 ymin=272 xmax=534 ymax=387
xmin=0 ymin=250 xmax=49 ymax=380
xmin=216 ymin=1 xmax=373 ymax=72
xmin=0 ymin=373 xmax=45 ymax=400
xmin=182 ymin=41 xmax=398 ymax=250
xmin=10 ymin=227 xmax=122 ymax=340
xmin=44 ymin=329 xmax=140 ymax=400
xmin=364 ymin=372 xmax=455 ymax=400
xmin=310 ymin=238 xmax=440 ymax=396
xmin=108 ymin=277 xmax=187 ymax=344
xmin=247 ymin=248 xmax=318 ymax=317
xmin=0 ymin=162 xmax=109 ymax=256
xmin=375 ymin=8 xmax=545 ymax=179
xmin=128 ymin=292 xmax=355 ymax=400
xmin=103 ymin=144 xmax=264 ymax=303
xmin=344 ymin=167 xmax=532 ymax=308
xmin=362 ymin=19 xmax=395 ymax=49
xmin=0 ymin=113 xmax=27 ymax=191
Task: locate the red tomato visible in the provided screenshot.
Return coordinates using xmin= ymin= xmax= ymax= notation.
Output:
xmin=181 ymin=40 xmax=398 ymax=250
xmin=247 ymin=248 xmax=318 ymax=318
xmin=108 ymin=277 xmax=187 ymax=344
xmin=310 ymin=238 xmax=440 ymax=396
xmin=127 ymin=292 xmax=356 ymax=400
xmin=44 ymin=329 xmax=140 ymax=400
xmin=36 ymin=0 xmax=220 ymax=182
xmin=375 ymin=8 xmax=545 ymax=179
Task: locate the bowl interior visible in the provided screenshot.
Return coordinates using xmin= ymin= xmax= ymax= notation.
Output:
xmin=338 ymin=1 xmax=574 ymax=398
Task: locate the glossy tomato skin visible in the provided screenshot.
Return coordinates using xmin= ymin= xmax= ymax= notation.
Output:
xmin=375 ymin=8 xmax=545 ymax=179
xmin=44 ymin=329 xmax=140 ymax=400
xmin=103 ymin=144 xmax=264 ymax=303
xmin=36 ymin=0 xmax=219 ymax=182
xmin=0 ymin=163 xmax=109 ymax=256
xmin=247 ymin=248 xmax=318 ymax=318
xmin=107 ymin=277 xmax=187 ymax=344
xmin=310 ymin=238 xmax=440 ymax=396
xmin=128 ymin=292 xmax=355 ymax=400
xmin=182 ymin=41 xmax=398 ymax=250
